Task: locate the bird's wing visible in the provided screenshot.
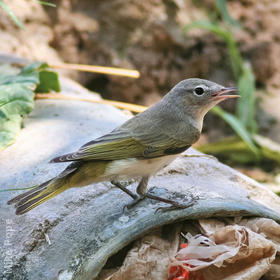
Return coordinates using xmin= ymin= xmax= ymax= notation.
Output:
xmin=50 ymin=129 xmax=189 ymax=163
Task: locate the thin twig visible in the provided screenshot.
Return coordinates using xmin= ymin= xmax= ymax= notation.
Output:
xmin=35 ymin=93 xmax=147 ymax=113
xmin=49 ymin=62 xmax=140 ymax=78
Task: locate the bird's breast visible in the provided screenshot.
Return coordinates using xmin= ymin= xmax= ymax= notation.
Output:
xmin=104 ymin=154 xmax=178 ymax=179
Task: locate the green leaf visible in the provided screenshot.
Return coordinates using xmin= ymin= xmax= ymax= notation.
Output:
xmin=215 ymin=0 xmax=241 ymax=27
xmin=0 ymin=84 xmax=34 ymax=116
xmin=198 ymin=134 xmax=280 ymax=164
xmin=0 ymin=0 xmax=23 ymax=29
xmin=226 ymin=37 xmax=244 ymax=80
xmin=36 ymin=70 xmax=61 ymax=92
xmin=0 ymin=62 xmax=61 ymax=151
xmin=0 ymin=68 xmax=39 ymax=87
xmin=22 ymin=62 xmax=61 ymax=92
xmin=211 ymin=106 xmax=260 ymax=156
xmin=237 ymin=63 xmax=257 ymax=133
xmin=0 ymin=114 xmax=22 ymax=152
xmin=21 ymin=61 xmax=48 ymax=74
xmin=253 ymin=134 xmax=280 ymax=164
xmin=184 ymin=20 xmax=231 ymax=41
xmin=197 ymin=136 xmax=257 ymax=164
xmin=0 ymin=71 xmax=37 ymax=151
xmin=35 ymin=0 xmax=56 ymax=7
xmin=184 ymin=21 xmax=243 ymax=78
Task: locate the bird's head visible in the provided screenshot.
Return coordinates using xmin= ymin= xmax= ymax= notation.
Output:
xmin=169 ymin=78 xmax=238 ymax=118
xmin=162 ymin=78 xmax=239 ymax=131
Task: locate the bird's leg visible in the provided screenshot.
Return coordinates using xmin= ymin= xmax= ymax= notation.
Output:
xmin=123 ymin=177 xmax=149 ymax=209
xmin=111 ymin=180 xmax=137 ymax=199
xmin=136 ymin=176 xmax=149 ymax=195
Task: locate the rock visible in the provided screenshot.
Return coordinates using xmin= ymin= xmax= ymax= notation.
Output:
xmin=1 ymin=79 xmax=280 ymax=280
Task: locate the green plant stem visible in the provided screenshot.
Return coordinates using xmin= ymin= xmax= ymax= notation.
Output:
xmin=211 ymin=106 xmax=259 ymax=156
xmin=0 ymin=0 xmax=23 ymax=29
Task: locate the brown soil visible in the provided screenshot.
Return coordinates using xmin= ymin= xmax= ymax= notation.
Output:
xmin=1 ymin=0 xmax=280 ymax=107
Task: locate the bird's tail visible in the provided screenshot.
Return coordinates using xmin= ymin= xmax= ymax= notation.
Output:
xmin=7 ymin=177 xmax=68 ymax=215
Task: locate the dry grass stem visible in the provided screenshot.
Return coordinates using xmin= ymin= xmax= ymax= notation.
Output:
xmin=35 ymin=93 xmax=147 ymax=113
xmin=49 ymin=62 xmax=140 ymax=78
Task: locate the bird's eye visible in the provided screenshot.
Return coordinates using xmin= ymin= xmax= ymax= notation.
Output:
xmin=194 ymin=86 xmax=205 ymax=96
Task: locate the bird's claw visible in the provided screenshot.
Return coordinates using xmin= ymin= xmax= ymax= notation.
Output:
xmin=155 ymin=194 xmax=198 ymax=213
xmin=122 ymin=195 xmax=145 ymax=213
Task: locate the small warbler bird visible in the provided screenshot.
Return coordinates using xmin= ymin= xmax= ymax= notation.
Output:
xmin=8 ymin=78 xmax=238 ymax=215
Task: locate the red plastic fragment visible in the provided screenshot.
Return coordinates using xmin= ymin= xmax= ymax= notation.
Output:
xmin=169 ymin=265 xmax=189 ymax=280
xmin=180 ymin=243 xmax=188 ymax=249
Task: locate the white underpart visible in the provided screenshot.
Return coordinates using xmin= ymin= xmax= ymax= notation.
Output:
xmin=104 ymin=154 xmax=178 ymax=180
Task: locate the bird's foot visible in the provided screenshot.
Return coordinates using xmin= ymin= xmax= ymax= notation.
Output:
xmin=123 ymin=190 xmax=198 ymax=212
xmin=145 ymin=192 xmax=198 ymax=212
xmin=154 ymin=193 xmax=198 ymax=212
xmin=123 ymin=195 xmax=145 ymax=212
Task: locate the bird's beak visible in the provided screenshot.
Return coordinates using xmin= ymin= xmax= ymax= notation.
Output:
xmin=212 ymin=86 xmax=239 ymax=101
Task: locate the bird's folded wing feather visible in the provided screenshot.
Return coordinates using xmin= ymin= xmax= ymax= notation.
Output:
xmin=50 ymin=129 xmax=188 ymax=163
